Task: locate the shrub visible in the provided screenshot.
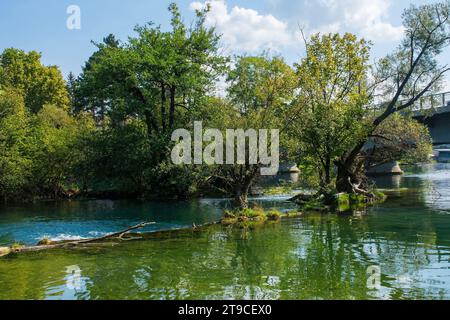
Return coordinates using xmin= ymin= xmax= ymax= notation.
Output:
xmin=266 ymin=210 xmax=282 ymax=221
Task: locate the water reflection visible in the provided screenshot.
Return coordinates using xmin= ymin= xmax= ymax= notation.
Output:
xmin=0 ymin=200 xmax=226 ymax=246
xmin=375 ymin=163 xmax=450 ymax=212
xmin=0 ymin=164 xmax=449 ymax=300
xmin=0 ymin=207 xmax=449 ymax=300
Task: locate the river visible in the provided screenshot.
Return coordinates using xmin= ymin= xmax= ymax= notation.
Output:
xmin=0 ymin=164 xmax=449 ymax=300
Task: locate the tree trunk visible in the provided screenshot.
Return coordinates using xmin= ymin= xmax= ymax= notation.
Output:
xmin=234 ymin=183 xmax=250 ymax=209
xmin=335 ymin=103 xmax=405 ymax=194
xmin=169 ymin=86 xmax=176 ymax=130
xmin=234 ymin=193 xmax=249 ymax=210
xmin=335 ymin=137 xmax=367 ymax=193
xmin=144 ymin=109 xmax=159 ymax=137
xmin=1 ymin=222 xmax=156 ymax=257
xmin=161 ymin=82 xmax=167 ymax=133
xmin=324 ymin=156 xmax=331 ymax=186
xmin=335 ymin=163 xmax=355 ymax=193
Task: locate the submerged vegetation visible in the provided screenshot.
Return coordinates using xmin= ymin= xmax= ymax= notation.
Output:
xmin=290 ymin=188 xmax=387 ymax=213
xmin=221 ymin=206 xmax=301 ymax=229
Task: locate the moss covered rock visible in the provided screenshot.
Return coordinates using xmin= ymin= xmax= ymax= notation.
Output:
xmin=283 ymin=211 xmax=303 ymax=218
xmin=266 ymin=210 xmax=282 ymax=221
xmin=293 ymin=190 xmax=387 ymax=214
xmin=221 ymin=207 xmax=291 ymax=227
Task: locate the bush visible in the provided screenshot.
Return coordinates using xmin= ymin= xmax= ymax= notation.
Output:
xmin=223 ymin=210 xmax=236 ymax=219
xmin=266 ymin=210 xmax=282 ymax=220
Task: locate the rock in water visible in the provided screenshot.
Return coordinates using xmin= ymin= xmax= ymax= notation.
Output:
xmin=367 ymin=161 xmax=403 ymax=176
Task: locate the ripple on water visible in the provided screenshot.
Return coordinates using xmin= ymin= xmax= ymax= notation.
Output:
xmin=0 ymin=164 xmax=449 ymax=300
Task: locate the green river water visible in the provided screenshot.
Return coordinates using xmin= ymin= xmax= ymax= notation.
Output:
xmin=0 ymin=164 xmax=449 ymax=300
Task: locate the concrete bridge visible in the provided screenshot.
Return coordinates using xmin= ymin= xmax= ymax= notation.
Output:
xmin=410 ymin=91 xmax=450 ymax=145
xmin=367 ymin=92 xmax=450 ymax=174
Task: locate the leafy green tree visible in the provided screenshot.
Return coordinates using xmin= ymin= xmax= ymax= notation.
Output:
xmin=75 ymin=119 xmax=152 ymax=196
xmin=211 ymin=55 xmax=296 ymax=208
xmin=227 ymin=55 xmax=297 ymax=113
xmin=290 ymin=33 xmax=371 ymax=188
xmin=0 ymin=88 xmax=31 ymax=200
xmin=74 ymin=34 xmax=121 ymax=121
xmin=73 ymin=3 xmax=228 ymax=197
xmin=0 ymin=49 xmax=70 ymax=113
xmin=27 ymin=105 xmax=95 ymax=197
xmin=78 ymin=3 xmax=227 ymax=140
xmin=336 ymin=2 xmax=450 ymax=193
xmin=365 ymin=115 xmax=433 ymax=169
xmin=0 ymin=80 xmax=94 ymax=201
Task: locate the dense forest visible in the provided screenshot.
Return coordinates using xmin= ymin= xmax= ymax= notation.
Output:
xmin=1 ymin=2 xmax=449 ymax=208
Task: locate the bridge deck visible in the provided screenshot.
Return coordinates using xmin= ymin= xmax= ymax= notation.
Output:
xmin=375 ymin=92 xmax=450 ymax=145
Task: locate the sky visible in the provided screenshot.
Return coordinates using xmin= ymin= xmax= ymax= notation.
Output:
xmin=0 ymin=0 xmax=448 ymax=88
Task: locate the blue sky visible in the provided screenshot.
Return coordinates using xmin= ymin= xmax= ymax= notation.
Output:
xmin=0 ymin=0 xmax=448 ymax=87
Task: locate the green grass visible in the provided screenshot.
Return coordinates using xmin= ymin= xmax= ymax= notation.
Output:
xmin=220 ymin=204 xmax=307 ymax=228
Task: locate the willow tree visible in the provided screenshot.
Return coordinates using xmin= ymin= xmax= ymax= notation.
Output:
xmin=335 ymin=2 xmax=450 ymax=193
xmin=212 ymin=55 xmax=297 ymax=208
xmin=290 ymin=33 xmax=372 ymax=189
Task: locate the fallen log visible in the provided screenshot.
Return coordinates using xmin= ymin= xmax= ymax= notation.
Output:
xmin=74 ymin=221 xmax=156 ymax=244
xmin=0 ymin=222 xmax=156 ymax=257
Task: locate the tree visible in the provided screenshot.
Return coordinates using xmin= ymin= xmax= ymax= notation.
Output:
xmin=27 ymin=105 xmax=95 ymax=198
xmin=335 ymin=2 xmax=450 ymax=193
xmin=290 ymin=33 xmax=371 ymax=188
xmin=0 ymin=88 xmax=31 ymax=201
xmin=73 ymin=3 xmax=228 ymax=197
xmin=364 ymin=115 xmax=433 ymax=171
xmin=211 ymin=55 xmax=296 ymax=208
xmin=66 ymin=72 xmax=79 ymax=114
xmin=74 ymin=34 xmax=121 ymax=121
xmin=0 ymin=54 xmax=95 ymax=201
xmin=0 ymin=48 xmax=70 ymax=113
xmin=74 ymin=119 xmax=153 ymax=196
xmin=77 ymin=3 xmax=227 ymax=142
xmin=227 ymin=55 xmax=297 ymax=113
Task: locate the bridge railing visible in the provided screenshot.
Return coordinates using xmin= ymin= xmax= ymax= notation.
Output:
xmin=412 ymin=91 xmax=450 ymax=111
xmin=372 ymin=91 xmax=450 ymax=112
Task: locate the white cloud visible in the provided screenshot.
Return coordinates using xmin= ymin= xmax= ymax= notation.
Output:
xmin=317 ymin=0 xmax=404 ymax=42
xmin=307 ymin=22 xmax=342 ymax=36
xmin=189 ymin=0 xmax=406 ymax=62
xmin=265 ymin=0 xmax=282 ymax=8
xmin=441 ymin=77 xmax=450 ymax=92
xmin=190 ymin=0 xmax=293 ymax=53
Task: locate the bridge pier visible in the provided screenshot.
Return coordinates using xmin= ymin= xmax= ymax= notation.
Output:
xmin=367 ymin=161 xmax=404 ymax=176
xmin=435 ymin=149 xmax=450 ymax=163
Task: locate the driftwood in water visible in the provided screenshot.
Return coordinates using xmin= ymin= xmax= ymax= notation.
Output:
xmin=0 ymin=222 xmax=156 ymax=257
xmin=0 ymin=221 xmax=224 ymax=258
xmin=73 ymin=222 xmax=156 ymax=244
